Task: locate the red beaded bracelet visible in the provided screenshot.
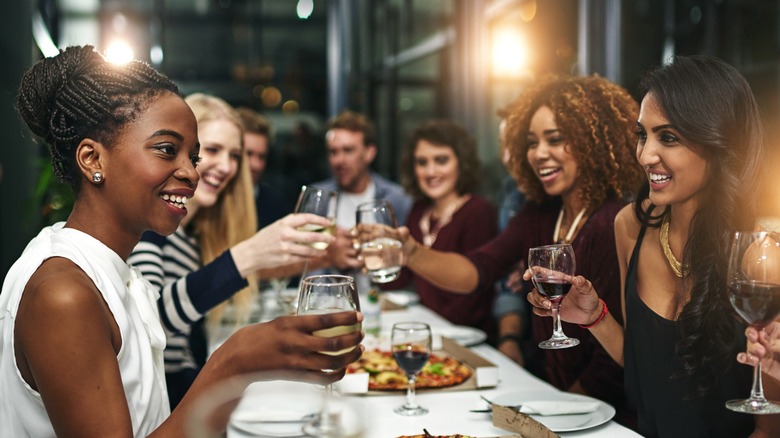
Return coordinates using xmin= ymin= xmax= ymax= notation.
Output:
xmin=579 ymin=298 xmax=608 ymax=329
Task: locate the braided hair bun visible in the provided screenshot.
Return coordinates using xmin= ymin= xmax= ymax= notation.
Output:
xmin=16 ymin=45 xmax=180 ymax=190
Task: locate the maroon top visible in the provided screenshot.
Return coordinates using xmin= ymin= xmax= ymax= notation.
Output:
xmin=468 ymin=197 xmax=632 ymax=424
xmin=388 ymin=196 xmax=499 ymax=340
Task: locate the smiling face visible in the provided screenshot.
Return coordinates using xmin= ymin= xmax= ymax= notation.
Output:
xmin=103 ymin=93 xmax=200 ymax=237
xmin=525 ymin=106 xmax=580 ymax=200
xmin=636 ymin=93 xmax=710 ymax=208
xmin=189 ymin=118 xmax=243 ymax=212
xmin=413 ymin=140 xmax=460 ymax=203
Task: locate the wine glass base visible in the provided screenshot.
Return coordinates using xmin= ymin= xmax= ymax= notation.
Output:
xmin=539 ymin=337 xmax=580 ymax=350
xmin=726 ymin=398 xmax=780 ymax=414
xmin=394 ymin=404 xmax=429 ymax=416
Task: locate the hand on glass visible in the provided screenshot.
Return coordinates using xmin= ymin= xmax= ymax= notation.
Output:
xmin=325 ymin=227 xmax=363 ymax=271
xmin=217 ymin=311 xmax=364 ymax=386
xmin=738 ymin=321 xmax=780 ymax=383
xmin=231 ymin=213 xmax=335 ymax=277
xmin=525 ymin=272 xmax=603 ymax=327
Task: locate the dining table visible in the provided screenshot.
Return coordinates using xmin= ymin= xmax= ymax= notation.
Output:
xmin=210 ymin=289 xmax=642 ymax=438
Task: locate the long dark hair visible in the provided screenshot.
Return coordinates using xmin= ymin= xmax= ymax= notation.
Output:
xmin=634 ymin=55 xmax=765 ymax=395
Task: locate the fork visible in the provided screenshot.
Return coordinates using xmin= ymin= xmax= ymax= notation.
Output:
xmin=469 ymin=395 xmax=523 ymax=413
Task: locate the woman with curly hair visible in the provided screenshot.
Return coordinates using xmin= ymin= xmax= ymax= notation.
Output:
xmin=398 ymin=75 xmax=643 ymax=426
xmin=528 ymin=56 xmax=780 ymax=436
xmin=387 ymin=119 xmax=498 ymax=339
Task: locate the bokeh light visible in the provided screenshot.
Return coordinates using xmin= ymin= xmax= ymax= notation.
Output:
xmin=261 ymin=87 xmax=283 ymax=107
xmin=297 ymin=0 xmax=314 ymax=19
xmin=491 ymin=27 xmax=529 ymax=78
xmin=105 ymin=40 xmax=134 ymax=64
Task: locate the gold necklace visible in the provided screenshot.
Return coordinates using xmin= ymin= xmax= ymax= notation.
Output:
xmin=419 ymin=196 xmax=469 ymax=247
xmin=553 ymin=207 xmax=587 ymax=244
xmin=660 ymin=214 xmax=689 ymax=278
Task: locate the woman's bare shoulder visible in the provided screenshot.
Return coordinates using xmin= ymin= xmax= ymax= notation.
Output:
xmin=614 ymin=203 xmax=641 ymax=241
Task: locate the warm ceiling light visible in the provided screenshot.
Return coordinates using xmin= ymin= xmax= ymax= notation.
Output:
xmin=105 ymin=40 xmax=134 ymax=64
xmin=491 ymin=27 xmax=529 ymax=78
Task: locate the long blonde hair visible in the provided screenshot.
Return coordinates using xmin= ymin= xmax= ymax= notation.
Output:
xmin=185 ymin=93 xmax=258 ymax=335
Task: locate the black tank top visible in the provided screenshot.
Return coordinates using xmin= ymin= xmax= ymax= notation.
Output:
xmin=624 ymin=221 xmax=753 ymax=437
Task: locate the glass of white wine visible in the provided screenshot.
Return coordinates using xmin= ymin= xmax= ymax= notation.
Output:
xmin=297 ymin=274 xmax=361 ymax=437
xmin=294 ymin=185 xmax=338 ymax=250
xmin=355 ymin=200 xmax=403 ymax=283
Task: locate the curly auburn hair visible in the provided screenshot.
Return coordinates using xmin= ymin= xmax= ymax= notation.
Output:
xmin=400 ymin=119 xmax=481 ymax=202
xmin=501 ymin=75 xmax=643 ymax=211
xmin=16 ymin=45 xmax=180 ymax=193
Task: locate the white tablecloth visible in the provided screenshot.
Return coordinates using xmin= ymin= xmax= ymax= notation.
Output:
xmin=211 ymin=292 xmax=641 ymax=437
xmin=359 ymin=305 xmax=640 ymax=437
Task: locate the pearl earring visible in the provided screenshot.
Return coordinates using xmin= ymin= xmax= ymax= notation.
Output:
xmin=92 ymin=172 xmax=104 ymax=183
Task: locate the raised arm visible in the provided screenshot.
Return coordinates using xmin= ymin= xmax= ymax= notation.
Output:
xmin=398 ymin=226 xmax=479 ymax=293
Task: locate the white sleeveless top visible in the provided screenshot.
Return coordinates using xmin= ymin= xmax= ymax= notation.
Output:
xmin=0 ymin=223 xmax=169 ymax=437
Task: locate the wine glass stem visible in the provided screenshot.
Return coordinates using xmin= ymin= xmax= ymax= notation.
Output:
xmin=406 ymin=375 xmax=418 ymax=408
xmin=750 ymin=363 xmax=767 ymax=401
xmin=550 ymin=303 xmax=567 ymax=340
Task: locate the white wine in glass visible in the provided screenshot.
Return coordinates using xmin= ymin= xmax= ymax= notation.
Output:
xmin=726 ymin=231 xmax=780 ymax=414
xmin=297 ymin=274 xmax=361 ymax=436
xmin=356 ymin=200 xmax=402 ymax=283
xmin=294 ymin=185 xmax=338 ymax=250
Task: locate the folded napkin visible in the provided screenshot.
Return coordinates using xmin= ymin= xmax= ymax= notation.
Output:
xmin=518 ymin=400 xmax=600 ymax=416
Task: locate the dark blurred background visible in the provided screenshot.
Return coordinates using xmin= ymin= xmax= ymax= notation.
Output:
xmin=2 ymin=0 xmax=780 ymax=280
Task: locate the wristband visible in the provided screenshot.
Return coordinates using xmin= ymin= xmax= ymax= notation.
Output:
xmin=497 ymin=334 xmax=523 ymax=346
xmin=579 ymin=298 xmax=608 ymax=329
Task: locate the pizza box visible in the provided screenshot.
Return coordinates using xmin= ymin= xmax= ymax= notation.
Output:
xmin=338 ymin=336 xmax=498 ymax=395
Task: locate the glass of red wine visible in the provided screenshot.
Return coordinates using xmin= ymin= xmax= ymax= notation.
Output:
xmin=726 ymin=231 xmax=780 ymax=414
xmin=529 ymin=243 xmax=579 ymax=349
xmin=391 ymin=322 xmax=432 ymax=416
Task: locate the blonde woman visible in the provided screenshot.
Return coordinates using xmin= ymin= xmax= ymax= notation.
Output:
xmin=128 ymin=93 xmax=333 ymax=407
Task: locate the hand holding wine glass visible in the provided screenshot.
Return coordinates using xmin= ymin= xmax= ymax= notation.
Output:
xmin=295 ymin=185 xmax=338 ymax=250
xmin=391 ymin=322 xmax=432 ymax=416
xmin=528 ymin=243 xmax=579 ymax=349
xmin=297 ymin=274 xmax=362 ymax=436
xmin=355 ymin=200 xmax=403 ymax=283
xmin=727 ymin=231 xmax=780 ymax=414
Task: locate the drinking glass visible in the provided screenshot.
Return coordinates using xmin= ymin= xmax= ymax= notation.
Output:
xmin=297 ymin=274 xmax=361 ymax=436
xmin=529 ymin=243 xmax=579 ymax=349
xmin=726 ymin=231 xmax=780 ymax=414
xmin=355 ymin=200 xmax=403 ymax=283
xmin=391 ymin=322 xmax=432 ymax=416
xmin=294 ymin=185 xmax=338 ymax=250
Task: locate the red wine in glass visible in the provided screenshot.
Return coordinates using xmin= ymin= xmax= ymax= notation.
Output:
xmin=726 ymin=231 xmax=780 ymax=414
xmin=529 ymin=244 xmax=579 ymax=349
xmin=393 ymin=348 xmax=430 ymax=376
xmin=729 ymin=281 xmax=780 ymax=327
xmin=391 ymin=322 xmax=432 ymax=416
xmin=535 ymin=278 xmax=573 ymax=303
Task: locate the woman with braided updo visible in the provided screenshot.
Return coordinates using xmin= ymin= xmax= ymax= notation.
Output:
xmin=397 ymin=75 xmax=643 ymax=427
xmin=0 ymin=46 xmax=363 ymax=437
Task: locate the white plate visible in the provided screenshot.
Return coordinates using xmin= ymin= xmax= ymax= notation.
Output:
xmin=382 ymin=290 xmax=420 ymax=307
xmin=436 ymin=325 xmax=487 ymax=347
xmin=491 ymin=390 xmax=615 ymax=433
xmin=226 ymin=382 xmax=364 ymax=438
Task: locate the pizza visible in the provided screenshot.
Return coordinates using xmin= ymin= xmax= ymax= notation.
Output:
xmin=347 ymin=349 xmax=472 ymax=391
